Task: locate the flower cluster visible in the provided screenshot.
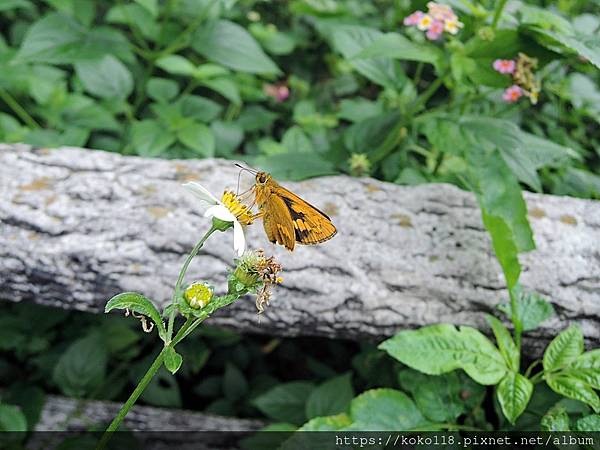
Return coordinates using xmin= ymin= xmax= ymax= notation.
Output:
xmin=403 ymin=2 xmax=463 ymax=41
xmin=184 ymin=282 xmax=214 ymax=309
xmin=493 ymin=53 xmax=540 ymax=104
xmin=231 ymin=250 xmax=283 ymax=313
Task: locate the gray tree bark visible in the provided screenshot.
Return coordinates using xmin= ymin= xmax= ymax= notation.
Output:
xmin=32 ymin=394 xmax=264 ymax=449
xmin=1 ymin=144 xmax=599 ymax=355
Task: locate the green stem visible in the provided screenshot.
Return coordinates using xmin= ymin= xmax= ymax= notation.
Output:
xmin=95 ymin=346 xmax=167 ymax=450
xmin=410 ymin=74 xmax=446 ymax=114
xmin=167 ymin=226 xmax=217 ymax=341
xmin=0 ymin=89 xmax=40 ymax=129
xmin=524 ymin=359 xmax=541 ymax=378
xmin=509 ymin=288 xmax=523 ymax=352
xmin=491 ymin=0 xmax=508 ymax=30
xmin=413 ymin=61 xmax=424 ymax=87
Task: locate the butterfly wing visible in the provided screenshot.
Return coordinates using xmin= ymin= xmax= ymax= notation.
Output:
xmin=260 ymin=191 xmax=297 ymax=251
xmin=272 ymin=185 xmax=337 ymax=246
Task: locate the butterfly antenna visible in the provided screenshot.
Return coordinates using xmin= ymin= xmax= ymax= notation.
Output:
xmin=235 ymin=163 xmax=258 ymax=195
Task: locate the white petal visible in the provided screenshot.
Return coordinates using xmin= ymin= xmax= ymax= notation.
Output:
xmin=183 ymin=182 xmax=219 ymax=206
xmin=233 ymin=220 xmax=246 ymax=256
xmin=205 ymin=204 xmax=236 ymax=222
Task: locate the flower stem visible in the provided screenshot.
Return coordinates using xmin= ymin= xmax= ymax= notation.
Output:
xmin=166 ymin=226 xmax=217 ymax=341
xmin=95 ymin=346 xmax=167 ymax=450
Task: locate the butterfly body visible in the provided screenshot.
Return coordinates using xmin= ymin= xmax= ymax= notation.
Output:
xmin=253 ymin=171 xmax=337 ymax=251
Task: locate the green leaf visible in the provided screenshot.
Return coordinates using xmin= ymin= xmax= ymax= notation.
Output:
xmin=75 ymin=55 xmax=133 ymax=100
xmin=252 ymin=152 xmax=336 ymax=181
xmin=106 ymin=4 xmax=159 ymax=41
xmin=105 ymin=292 xmax=167 ymax=342
xmin=486 ymin=315 xmax=519 ymax=371
xmin=193 ymin=20 xmax=280 ymax=74
xmin=180 ymin=95 xmax=223 ymax=122
xmin=469 ymin=148 xmax=534 ymax=290
xmin=541 ymin=405 xmax=570 ymax=431
xmin=52 ymin=332 xmax=108 ymax=397
xmin=0 ymin=404 xmax=27 ymax=432
xmin=164 ymin=346 xmax=183 ymax=374
xmin=379 ymin=324 xmax=507 ymax=385
xmin=201 ymin=77 xmax=241 ymax=105
xmin=281 ymin=126 xmax=313 ymax=153
xmin=0 ymin=0 xmax=33 ymax=12
xmin=543 ymin=325 xmax=584 ymax=372
xmin=147 ymin=77 xmax=179 ymax=103
xmin=236 ymin=105 xmax=277 ymax=131
xmin=177 ymin=123 xmax=215 ymax=157
xmin=223 ymin=363 xmax=248 ymax=401
xmin=355 ymin=32 xmax=443 ymax=66
xmin=397 ymin=370 xmax=465 ymax=422
xmin=575 ymin=414 xmax=600 ymax=431
xmin=546 ymin=374 xmax=600 ymax=413
xmin=349 ymin=388 xmax=429 ymax=430
xmin=297 ymin=413 xmax=351 ymax=431
xmin=497 ymin=372 xmax=534 ymax=424
xmin=253 ymin=382 xmax=315 ymax=425
xmin=305 ymin=373 xmax=354 ymax=419
xmin=498 ymin=287 xmax=554 ymax=331
xmin=135 ymin=0 xmax=158 ymax=17
xmin=130 ymin=119 xmax=176 ymax=157
xmin=328 ymin=25 xmax=404 ymax=89
xmin=156 ymin=54 xmax=196 ymax=76
xmin=211 ymin=121 xmax=243 ymax=157
xmin=16 ymin=13 xmax=133 ymax=64
xmin=337 ymin=98 xmax=383 ymax=123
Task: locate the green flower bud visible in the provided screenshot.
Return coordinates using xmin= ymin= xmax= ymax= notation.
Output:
xmin=184 ymin=282 xmax=213 ymax=309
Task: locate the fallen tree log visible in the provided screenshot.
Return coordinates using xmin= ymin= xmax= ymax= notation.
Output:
xmin=1 ymin=144 xmax=599 ymax=355
xmin=32 ymin=394 xmax=264 ymax=449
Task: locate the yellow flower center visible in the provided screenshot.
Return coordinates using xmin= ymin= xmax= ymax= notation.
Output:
xmin=184 ymin=282 xmax=213 ymax=309
xmin=221 ymin=191 xmax=255 ymax=225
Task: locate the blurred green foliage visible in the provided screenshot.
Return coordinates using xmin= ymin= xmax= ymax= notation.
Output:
xmin=0 ymin=0 xmax=598 ymax=192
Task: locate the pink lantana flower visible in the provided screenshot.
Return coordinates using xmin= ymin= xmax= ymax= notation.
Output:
xmin=502 ymin=85 xmax=523 ymax=103
xmin=263 ymin=82 xmax=290 ymax=102
xmin=404 ymin=3 xmax=463 ymax=40
xmin=426 ymin=20 xmax=444 ymax=40
xmin=403 ymin=10 xmax=424 ymax=26
xmin=493 ymin=59 xmax=516 ymax=74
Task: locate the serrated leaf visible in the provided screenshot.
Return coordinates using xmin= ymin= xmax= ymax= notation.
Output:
xmin=497 ymin=372 xmax=533 ymax=424
xmin=498 ymin=287 xmax=555 ymax=331
xmin=349 ymin=388 xmax=429 ymax=430
xmin=164 ymin=346 xmax=183 ymax=374
xmin=486 ymin=315 xmax=519 ymax=371
xmin=305 ymin=373 xmax=354 ymax=419
xmin=105 ymin=292 xmax=167 ymax=342
xmin=193 ymin=20 xmax=280 ymax=74
xmin=575 ymin=414 xmax=600 ymax=431
xmin=541 ymin=405 xmax=570 ymax=431
xmin=543 ymin=325 xmax=584 ymax=372
xmin=546 ymin=374 xmax=600 ymax=413
xmin=379 ymin=324 xmax=507 ymax=385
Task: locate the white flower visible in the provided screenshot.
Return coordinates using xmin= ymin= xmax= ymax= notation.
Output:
xmin=183 ymin=182 xmax=254 ymax=256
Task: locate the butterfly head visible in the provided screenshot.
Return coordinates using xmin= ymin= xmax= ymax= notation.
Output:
xmin=255 ymin=171 xmax=271 ymax=185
